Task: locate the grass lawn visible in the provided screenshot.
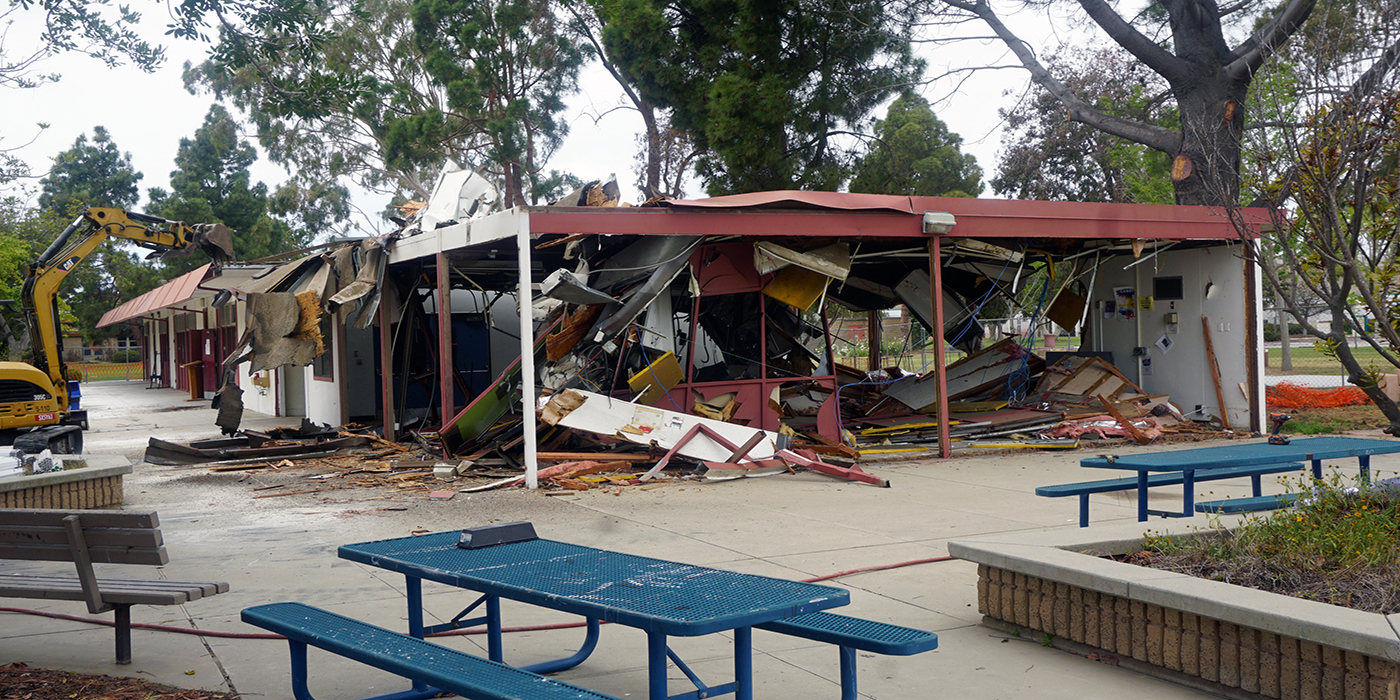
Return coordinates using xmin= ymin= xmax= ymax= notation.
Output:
xmin=1266 ymin=342 xmax=1391 ymax=376
xmin=1282 ymin=404 xmax=1391 ymax=434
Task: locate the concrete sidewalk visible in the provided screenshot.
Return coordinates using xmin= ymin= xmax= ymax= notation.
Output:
xmin=8 ymin=380 xmax=1391 ymax=699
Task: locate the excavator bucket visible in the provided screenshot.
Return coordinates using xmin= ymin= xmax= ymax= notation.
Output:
xmin=193 ymin=223 xmax=236 ymax=263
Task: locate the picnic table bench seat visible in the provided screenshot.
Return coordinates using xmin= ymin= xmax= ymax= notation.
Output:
xmin=0 ymin=508 xmax=228 ymax=664
xmin=1036 ymin=462 xmax=1304 ymax=527
xmin=243 ymin=602 xmax=620 ymax=700
xmin=757 ymin=611 xmax=937 ymax=700
xmin=1194 ymin=493 xmax=1303 ymax=514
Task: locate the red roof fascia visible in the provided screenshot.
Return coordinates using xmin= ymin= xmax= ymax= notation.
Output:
xmin=97 ymin=264 xmax=212 ymax=328
xmin=528 ymin=192 xmax=1271 ymax=240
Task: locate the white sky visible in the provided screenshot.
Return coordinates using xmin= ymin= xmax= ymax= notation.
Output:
xmin=0 ymin=4 xmax=1059 ymax=237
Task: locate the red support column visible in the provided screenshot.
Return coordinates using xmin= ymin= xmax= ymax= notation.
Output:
xmin=930 ymin=238 xmax=951 ymax=458
xmin=437 ymin=252 xmax=454 ymax=429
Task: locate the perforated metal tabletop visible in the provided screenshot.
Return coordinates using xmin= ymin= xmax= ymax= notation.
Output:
xmin=339 ymin=532 xmax=847 ymax=636
xmin=1080 ymin=436 xmax=1400 ymax=471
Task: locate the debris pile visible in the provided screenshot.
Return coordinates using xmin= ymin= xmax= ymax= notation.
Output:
xmin=176 ymin=164 xmax=1250 ymax=492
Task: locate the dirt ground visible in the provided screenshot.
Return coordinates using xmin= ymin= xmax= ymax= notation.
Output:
xmin=0 ymin=663 xmax=239 ymax=699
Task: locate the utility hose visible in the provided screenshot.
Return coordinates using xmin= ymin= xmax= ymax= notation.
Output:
xmin=0 ymin=556 xmax=958 ymax=641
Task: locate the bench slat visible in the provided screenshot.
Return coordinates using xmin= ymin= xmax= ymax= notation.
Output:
xmin=0 ymin=526 xmax=164 ymax=548
xmin=0 ymin=574 xmax=227 ymax=597
xmin=756 ymin=612 xmax=938 ymax=656
xmin=1036 ymin=462 xmax=1304 ymax=497
xmin=242 ymin=602 xmax=619 ymax=700
xmin=0 ymin=543 xmax=168 ymax=566
xmin=0 ymin=510 xmax=158 ymax=529
xmin=0 ymin=582 xmax=191 ymax=605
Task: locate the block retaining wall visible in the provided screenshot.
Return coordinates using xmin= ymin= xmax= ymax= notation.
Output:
xmin=977 ymin=564 xmax=1400 ymax=700
xmin=0 ymin=473 xmax=124 ymax=509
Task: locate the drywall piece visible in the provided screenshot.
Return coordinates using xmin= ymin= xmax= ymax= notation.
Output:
xmin=541 ymin=389 xmax=783 ymax=463
xmin=753 ymin=241 xmax=851 ymax=280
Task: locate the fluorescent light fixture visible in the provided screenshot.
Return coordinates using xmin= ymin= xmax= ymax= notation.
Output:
xmin=922 ymin=211 xmax=956 ymax=234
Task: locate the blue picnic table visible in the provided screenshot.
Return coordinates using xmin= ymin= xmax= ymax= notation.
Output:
xmin=337 ymin=532 xmax=849 ymax=700
xmin=1079 ymin=436 xmax=1400 ymax=522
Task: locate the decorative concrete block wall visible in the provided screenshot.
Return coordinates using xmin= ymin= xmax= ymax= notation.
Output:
xmin=976 ymin=564 xmax=1399 ymax=700
xmin=951 ymin=523 xmax=1400 ymax=700
xmin=0 ymin=458 xmax=131 ymax=509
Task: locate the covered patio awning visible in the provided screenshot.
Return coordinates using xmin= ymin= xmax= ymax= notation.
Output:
xmin=96 ymin=264 xmax=276 ymax=328
xmin=97 ymin=264 xmax=214 ymax=328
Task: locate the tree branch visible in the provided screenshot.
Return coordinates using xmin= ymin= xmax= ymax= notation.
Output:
xmin=1074 ymin=0 xmax=1187 ymax=81
xmin=1226 ymin=0 xmax=1318 ymax=79
xmin=944 ymin=0 xmax=1181 ymax=154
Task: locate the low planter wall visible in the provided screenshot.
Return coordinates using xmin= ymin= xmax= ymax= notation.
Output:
xmin=0 ymin=455 xmax=131 ymax=509
xmin=949 ymin=522 xmax=1400 ymax=700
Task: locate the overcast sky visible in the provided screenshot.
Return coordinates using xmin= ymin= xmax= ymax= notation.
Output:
xmin=0 ymin=5 xmax=1058 ymax=237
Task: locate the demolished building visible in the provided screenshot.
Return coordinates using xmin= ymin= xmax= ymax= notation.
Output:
xmin=104 ymin=167 xmax=1275 ymax=487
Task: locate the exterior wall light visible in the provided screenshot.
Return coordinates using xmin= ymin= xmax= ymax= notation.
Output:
xmin=923 ymin=211 xmax=956 ymax=234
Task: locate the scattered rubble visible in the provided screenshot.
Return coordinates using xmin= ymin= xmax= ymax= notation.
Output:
xmin=171 ymin=163 xmax=1247 ymax=493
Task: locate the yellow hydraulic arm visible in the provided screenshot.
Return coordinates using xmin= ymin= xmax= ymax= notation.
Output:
xmin=21 ymin=207 xmax=234 ymax=391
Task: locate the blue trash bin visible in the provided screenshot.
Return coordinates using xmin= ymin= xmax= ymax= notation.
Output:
xmin=66 ymin=380 xmax=81 ymax=410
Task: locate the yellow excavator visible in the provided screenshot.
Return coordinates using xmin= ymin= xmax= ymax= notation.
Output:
xmin=1 ymin=207 xmax=234 ymax=454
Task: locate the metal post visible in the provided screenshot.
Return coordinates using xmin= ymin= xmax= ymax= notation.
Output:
xmin=437 ymin=252 xmax=454 ymax=427
xmin=517 ymin=214 xmax=538 ymax=489
xmin=929 ymin=239 xmax=951 ymax=458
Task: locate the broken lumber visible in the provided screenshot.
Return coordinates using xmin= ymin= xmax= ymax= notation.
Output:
xmin=1097 ymin=394 xmax=1152 ymax=445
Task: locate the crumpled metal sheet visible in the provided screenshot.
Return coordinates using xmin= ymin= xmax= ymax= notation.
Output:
xmin=592 ymin=238 xmax=701 ymax=341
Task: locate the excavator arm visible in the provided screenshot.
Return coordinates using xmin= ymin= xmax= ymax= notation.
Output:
xmin=21 ymin=207 xmax=235 ymax=391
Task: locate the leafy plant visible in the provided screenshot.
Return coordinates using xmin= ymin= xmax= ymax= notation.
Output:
xmin=1139 ymin=471 xmax=1400 ymax=612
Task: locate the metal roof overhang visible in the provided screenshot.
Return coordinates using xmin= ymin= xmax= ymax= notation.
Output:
xmin=525 ymin=195 xmax=1272 ymax=240
xmin=97 ymin=264 xmax=275 ymax=328
xmin=97 ymin=264 xmax=213 ymax=328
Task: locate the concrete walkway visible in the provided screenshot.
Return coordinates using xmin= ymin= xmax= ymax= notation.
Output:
xmin=7 ymin=381 xmax=1395 ymax=699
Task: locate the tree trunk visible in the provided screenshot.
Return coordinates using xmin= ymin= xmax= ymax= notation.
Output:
xmin=1167 ymin=77 xmax=1247 ymax=206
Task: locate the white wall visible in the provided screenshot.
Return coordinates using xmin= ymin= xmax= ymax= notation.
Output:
xmin=1087 ymin=244 xmax=1259 ymax=430
xmin=304 ymin=320 xmax=341 ymax=425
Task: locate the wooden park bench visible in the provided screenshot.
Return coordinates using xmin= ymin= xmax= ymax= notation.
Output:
xmin=0 ymin=508 xmax=229 ymax=664
xmin=1036 ymin=462 xmax=1304 ymax=527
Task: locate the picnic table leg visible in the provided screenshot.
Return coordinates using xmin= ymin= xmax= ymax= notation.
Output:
xmin=1360 ymin=455 xmax=1371 ymax=483
xmin=404 ymin=577 xmax=432 ymax=694
xmin=838 ymin=645 xmax=858 ymax=700
xmin=1182 ymin=470 xmax=1195 ymax=518
xmin=647 ymin=631 xmax=668 ymax=700
xmin=1078 ymin=494 xmax=1090 ymax=528
xmin=486 ymin=596 xmax=503 ymax=662
xmin=1137 ymin=472 xmax=1149 ymax=522
xmin=406 ymin=578 xmax=423 ymax=638
xmin=288 ymin=640 xmax=315 ymax=700
xmin=734 ymin=626 xmax=754 ymax=700
xmin=1311 ymin=458 xmax=1322 ymax=481
xmin=520 ymin=618 xmax=600 ymax=674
